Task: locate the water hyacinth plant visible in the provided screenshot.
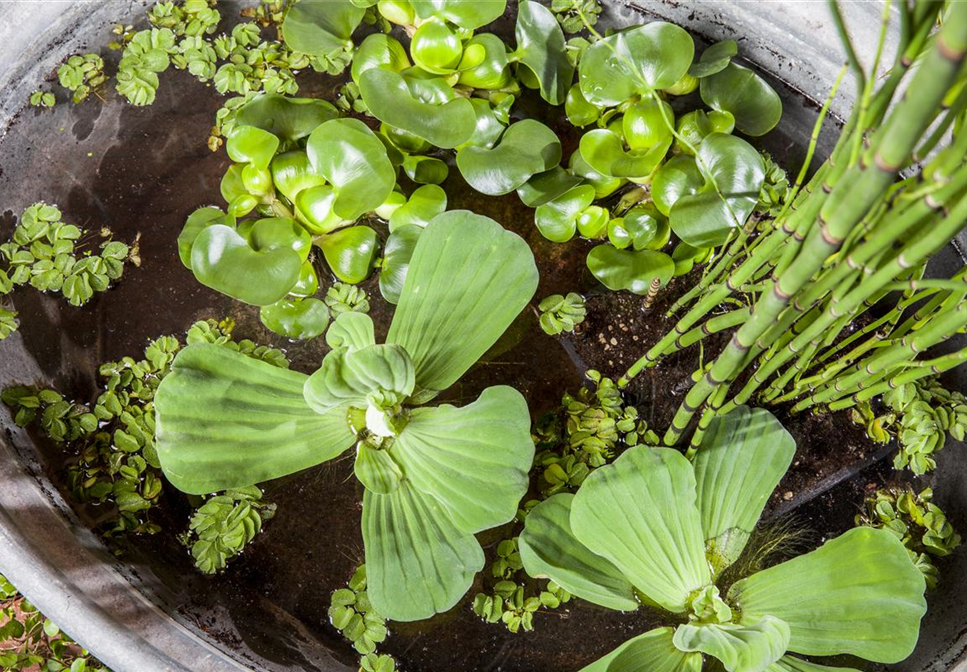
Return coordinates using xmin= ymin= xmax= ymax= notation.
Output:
xmin=520 ymin=406 xmax=927 ymax=672
xmin=156 ymin=211 xmax=539 ymax=620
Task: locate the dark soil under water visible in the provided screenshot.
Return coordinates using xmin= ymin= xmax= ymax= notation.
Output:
xmin=0 ymin=12 xmax=952 ymax=672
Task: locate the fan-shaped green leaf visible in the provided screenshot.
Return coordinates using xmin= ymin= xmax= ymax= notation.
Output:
xmin=190 ymin=224 xmax=302 ymax=306
xmin=387 ymin=211 xmax=538 ymax=394
xmin=587 ymin=247 xmax=674 ymax=295
xmin=514 ymin=0 xmax=574 ymax=105
xmin=579 ymin=23 xmax=694 ymax=107
xmin=391 ymin=385 xmax=532 ymax=532
xmin=306 ymin=118 xmax=396 ymax=221
xmin=359 ymin=68 xmax=477 ymax=149
xmin=456 ymin=119 xmax=562 ymax=195
xmin=580 ymin=627 xmax=702 ymax=672
xmin=155 ymin=344 xmax=354 ymax=494
xmin=281 ymin=0 xmax=364 ymax=56
xmin=519 ymin=494 xmax=639 ymax=611
xmin=673 ymin=617 xmax=790 ymax=672
xmin=363 ymin=482 xmax=484 ymax=621
xmin=227 ymin=126 xmax=279 ymax=170
xmin=242 ymin=216 xmax=312 ymax=262
xmin=693 ymin=406 xmax=795 ymax=576
xmin=570 ymin=447 xmax=710 ymax=612
xmin=700 ymin=62 xmax=782 ymax=137
xmin=728 ymin=527 xmax=927 ymax=662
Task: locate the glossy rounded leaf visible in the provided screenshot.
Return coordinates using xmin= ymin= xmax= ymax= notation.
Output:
xmin=260 ymin=297 xmax=330 ymax=340
xmin=319 ymin=225 xmax=379 ymax=284
xmin=289 ymin=260 xmax=320 ymax=298
xmin=456 ymin=119 xmax=562 ymax=195
xmin=457 ymin=34 xmax=512 ymax=90
xmin=410 ymin=0 xmax=506 ymax=29
xmin=576 ymin=205 xmax=609 ymax=239
xmin=381 ymin=124 xmax=431 ymax=154
xmin=351 ymin=34 xmax=410 ymax=84
xmin=306 ymin=118 xmax=396 ymax=221
xmin=566 ymin=83 xmax=602 ymax=128
xmin=236 ymin=94 xmax=340 ymax=144
xmin=579 ymin=128 xmax=671 ymax=180
xmin=689 ymin=40 xmax=738 ymax=78
xmin=295 ymin=184 xmax=346 ymax=235
xmin=569 ymin=150 xmax=624 ymax=199
xmin=457 ymin=98 xmax=507 ymax=150
xmin=359 ymin=68 xmax=477 ymax=149
xmin=281 ymin=0 xmax=365 ymax=56
xmin=514 ymin=0 xmax=574 ymax=105
xmin=624 ymin=204 xmax=670 ymax=250
xmin=587 ymin=246 xmax=674 ymax=295
xmin=227 ymin=125 xmax=279 ymax=170
xmin=623 ymin=97 xmax=673 ymax=150
xmin=411 ymin=18 xmax=463 ymax=74
xmin=220 ymin=163 xmax=249 ymax=204
xmin=535 ymin=185 xmax=595 ymax=243
xmin=389 ymin=184 xmax=447 ymax=232
xmin=669 ymin=133 xmax=765 ymax=248
xmin=178 ymin=207 xmax=226 ymax=268
xmin=271 ymin=150 xmax=327 ymax=203
xmin=191 ymin=224 xmax=302 ymax=306
xmin=675 ymin=109 xmax=736 ymax=155
xmin=579 ymin=23 xmax=694 ymax=106
xmin=244 ymin=217 xmax=312 ymax=262
xmin=379 ymin=224 xmax=422 ymax=305
xmin=402 ymin=155 xmax=449 ymax=185
xmin=700 ymin=61 xmax=782 ymax=137
xmin=652 ymin=154 xmax=705 ymax=216
xmin=517 ymin=166 xmax=584 ymax=208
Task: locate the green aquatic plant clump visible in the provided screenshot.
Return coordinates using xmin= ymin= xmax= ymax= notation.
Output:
xmin=2 ymin=318 xmax=284 ymax=558
xmin=0 ymin=202 xmax=133 ymax=342
xmin=180 ymin=486 xmax=276 ymax=574
xmin=538 ymin=292 xmax=586 ymax=336
xmin=156 ymin=213 xmax=540 ymax=621
xmin=856 ymin=486 xmax=961 ymax=590
xmin=328 ymin=565 xmax=391 ymax=658
xmin=520 ymin=406 xmax=928 ymax=672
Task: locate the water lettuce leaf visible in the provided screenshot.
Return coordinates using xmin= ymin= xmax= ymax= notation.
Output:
xmin=672 ymin=617 xmax=791 ymax=672
xmin=387 ymin=210 xmax=539 ymax=394
xmin=570 ymin=447 xmax=710 ymax=612
xmin=580 ymin=627 xmax=702 ymax=672
xmin=693 ymin=406 xmax=795 ymax=576
xmin=728 ymin=527 xmax=927 ymax=662
xmin=155 ymin=343 xmax=354 ymax=494
xmin=304 ymin=344 xmax=416 ymax=413
xmin=519 ymin=494 xmax=639 ymax=611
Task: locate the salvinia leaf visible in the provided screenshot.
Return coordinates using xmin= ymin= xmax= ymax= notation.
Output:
xmin=304 ymin=344 xmax=416 ymax=413
xmin=456 ymin=119 xmax=562 ymax=195
xmin=579 ymin=627 xmax=702 ymax=672
xmin=514 ymin=0 xmax=574 ymax=105
xmin=386 ymin=210 xmax=539 ymax=395
xmin=306 ymin=118 xmax=396 ymax=221
xmin=155 ymin=344 xmax=354 ymax=494
xmin=570 ymin=446 xmax=710 ymax=612
xmin=363 ymin=482 xmax=484 ymax=621
xmin=579 ymin=23 xmax=694 ymax=107
xmin=390 ymin=385 xmax=533 ymax=533
xmin=281 ymin=0 xmax=365 ymax=56
xmin=727 ymin=527 xmax=927 ymax=663
xmin=692 ymin=406 xmax=795 ymax=576
xmin=519 ymin=494 xmax=639 ymax=611
xmin=672 ymin=617 xmax=791 ymax=672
